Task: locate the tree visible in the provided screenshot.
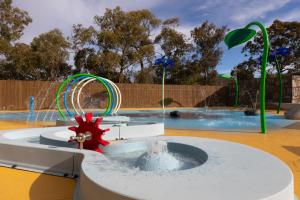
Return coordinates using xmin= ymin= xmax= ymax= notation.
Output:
xmin=0 ymin=0 xmax=32 ymax=49
xmin=134 ymin=66 xmax=156 ymax=83
xmin=31 ymin=29 xmax=71 ymax=80
xmin=0 ymin=0 xmax=32 ymax=79
xmin=129 ymin=9 xmax=160 ymax=82
xmin=154 ymin=18 xmax=191 ymax=84
xmin=242 ymin=20 xmax=300 ymax=74
xmin=231 ymin=59 xmax=257 ymax=80
xmin=190 ymin=21 xmax=226 ymax=85
xmin=0 ymin=43 xmax=36 ymax=79
xmin=71 ymin=7 xmax=160 ymax=83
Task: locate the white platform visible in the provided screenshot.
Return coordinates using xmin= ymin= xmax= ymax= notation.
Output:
xmin=81 ymin=137 xmax=295 ymax=200
xmin=56 ymin=116 xmax=130 ymax=126
xmin=0 ymin=128 xmax=296 ymax=200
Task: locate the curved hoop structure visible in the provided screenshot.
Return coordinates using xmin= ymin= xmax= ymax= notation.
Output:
xmin=56 ymin=74 xmax=122 ymax=120
xmin=71 ymin=77 xmax=91 ymax=115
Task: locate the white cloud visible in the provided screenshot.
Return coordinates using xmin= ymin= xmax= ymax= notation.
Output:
xmin=193 ymin=0 xmax=291 ymax=27
xmin=216 ymin=68 xmax=231 ymax=74
xmin=195 ymin=0 xmax=223 ymax=11
xmin=13 ymin=0 xmax=295 ymax=44
xmin=175 ymin=25 xmax=194 ymax=37
xmin=13 ymin=0 xmax=163 ymax=43
xmin=230 ymin=0 xmax=291 ymax=23
xmin=280 ymin=9 xmax=300 ymax=21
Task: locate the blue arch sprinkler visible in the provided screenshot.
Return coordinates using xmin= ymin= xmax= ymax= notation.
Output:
xmin=155 ymin=55 xmax=174 ymax=113
xmin=224 ymin=21 xmax=270 ymax=134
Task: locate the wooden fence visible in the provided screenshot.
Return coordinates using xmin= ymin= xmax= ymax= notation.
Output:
xmin=1 ymin=76 xmax=298 ymax=111
xmin=0 ymin=80 xmax=228 ymax=110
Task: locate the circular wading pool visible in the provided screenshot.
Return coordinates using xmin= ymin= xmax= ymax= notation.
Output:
xmin=104 ymin=140 xmax=208 ymax=172
xmin=80 ymin=137 xmax=295 ymax=200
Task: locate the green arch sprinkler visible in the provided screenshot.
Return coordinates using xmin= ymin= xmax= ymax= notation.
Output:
xmin=224 ymin=21 xmax=269 ymax=134
xmin=218 ymin=73 xmax=239 ymax=106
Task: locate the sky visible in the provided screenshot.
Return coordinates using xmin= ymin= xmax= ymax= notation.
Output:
xmin=13 ymin=0 xmax=300 ymax=74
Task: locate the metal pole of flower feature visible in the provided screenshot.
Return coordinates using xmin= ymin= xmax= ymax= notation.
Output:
xmin=234 ymin=77 xmax=239 ymax=106
xmin=162 ymin=66 xmax=166 ymax=112
xmin=155 ymin=55 xmax=174 ymax=114
xmin=225 ymin=21 xmax=269 ymax=134
xmin=269 ymin=48 xmax=290 ymax=114
xmin=275 ymin=58 xmax=283 ymax=114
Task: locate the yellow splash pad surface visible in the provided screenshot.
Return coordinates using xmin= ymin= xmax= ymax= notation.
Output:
xmin=0 ymin=167 xmax=76 ymax=200
xmin=0 ymin=120 xmax=299 ymax=199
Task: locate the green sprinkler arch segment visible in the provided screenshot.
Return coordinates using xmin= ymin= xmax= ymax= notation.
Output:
xmin=225 ymin=21 xmax=269 ymax=134
xmin=105 ymin=78 xmax=122 ymax=113
xmin=55 ymin=74 xmax=113 ymax=120
xmin=218 ymin=74 xmax=239 ymax=106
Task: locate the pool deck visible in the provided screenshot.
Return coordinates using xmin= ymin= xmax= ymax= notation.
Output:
xmin=0 ymin=118 xmax=300 ymax=199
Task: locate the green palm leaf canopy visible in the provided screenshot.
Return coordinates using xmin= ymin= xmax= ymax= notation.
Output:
xmin=218 ymin=73 xmax=232 ymax=79
xmin=224 ymin=28 xmax=256 ymax=49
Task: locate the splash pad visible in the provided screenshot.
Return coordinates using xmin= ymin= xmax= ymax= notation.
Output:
xmin=0 ymin=72 xmax=296 ymax=199
xmin=0 ymin=129 xmax=295 ymax=200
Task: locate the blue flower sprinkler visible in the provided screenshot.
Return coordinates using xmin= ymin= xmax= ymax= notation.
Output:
xmin=155 ymin=55 xmax=174 ymax=112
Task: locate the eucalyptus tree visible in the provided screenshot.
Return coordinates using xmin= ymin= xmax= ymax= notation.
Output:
xmin=190 ymin=21 xmax=226 ymax=85
xmin=31 ymin=29 xmax=71 ymax=80
xmin=0 ymin=0 xmax=32 ymax=51
xmin=71 ymin=7 xmax=160 ymax=83
xmin=154 ymin=18 xmax=191 ymax=84
xmin=240 ymin=20 xmax=300 ymax=115
xmin=0 ymin=0 xmax=32 ymax=79
xmin=231 ymin=59 xmax=258 ymax=80
xmin=1 ymin=43 xmax=35 ymax=80
xmin=242 ymin=20 xmax=300 ymax=74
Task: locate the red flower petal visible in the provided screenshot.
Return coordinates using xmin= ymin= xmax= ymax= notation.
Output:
xmin=94 ymin=117 xmax=103 ymax=126
xmin=68 ymin=127 xmax=77 ymax=132
xmin=95 ymin=147 xmax=103 ymax=153
xmin=99 ymin=139 xmax=110 ymax=146
xmin=85 ymin=113 xmax=93 ymax=122
xmin=75 ymin=115 xmax=83 ymax=125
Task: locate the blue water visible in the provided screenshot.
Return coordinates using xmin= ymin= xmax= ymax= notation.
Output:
xmin=0 ymin=108 xmax=295 ymax=131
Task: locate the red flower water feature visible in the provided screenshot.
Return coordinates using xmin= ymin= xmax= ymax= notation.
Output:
xmin=68 ymin=113 xmax=110 ymax=153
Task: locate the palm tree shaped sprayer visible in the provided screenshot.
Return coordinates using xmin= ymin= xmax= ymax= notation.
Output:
xmin=224 ymin=21 xmax=270 ymax=134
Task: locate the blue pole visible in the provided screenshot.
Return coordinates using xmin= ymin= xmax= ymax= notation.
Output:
xmin=29 ymin=96 xmax=35 ymax=121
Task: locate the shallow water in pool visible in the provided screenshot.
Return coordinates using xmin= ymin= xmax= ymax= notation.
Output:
xmin=0 ymin=108 xmax=295 ymax=131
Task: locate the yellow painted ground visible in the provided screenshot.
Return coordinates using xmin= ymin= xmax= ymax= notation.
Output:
xmin=0 ymin=121 xmax=55 ymax=130
xmin=0 ymin=119 xmax=299 ymax=199
xmin=0 ymin=167 xmax=76 ymax=200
